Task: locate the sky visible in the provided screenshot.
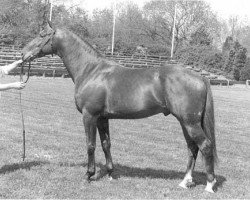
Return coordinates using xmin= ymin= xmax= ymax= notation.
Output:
xmin=55 ymin=0 xmax=250 ymax=23
xmin=206 ymin=0 xmax=250 ymax=22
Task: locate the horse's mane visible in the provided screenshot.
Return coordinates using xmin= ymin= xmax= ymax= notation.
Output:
xmin=64 ymin=29 xmax=103 ymax=59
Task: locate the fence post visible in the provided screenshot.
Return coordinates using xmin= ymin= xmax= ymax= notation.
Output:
xmin=53 ymin=69 xmax=55 ymax=78
xmin=246 ymin=80 xmax=250 ymax=88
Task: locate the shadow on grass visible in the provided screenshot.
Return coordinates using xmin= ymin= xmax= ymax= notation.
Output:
xmin=0 ymin=160 xmax=226 ymax=191
xmin=47 ymin=161 xmax=227 ymax=190
xmin=94 ymin=163 xmax=226 ymax=191
xmin=0 ymin=160 xmax=48 ymax=174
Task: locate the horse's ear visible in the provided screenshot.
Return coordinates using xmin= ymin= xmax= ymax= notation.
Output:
xmin=39 ymin=1 xmax=49 ymax=32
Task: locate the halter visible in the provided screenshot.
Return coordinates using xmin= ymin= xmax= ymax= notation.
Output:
xmin=39 ymin=28 xmax=56 ymax=57
xmin=20 ymin=61 xmax=31 ymax=83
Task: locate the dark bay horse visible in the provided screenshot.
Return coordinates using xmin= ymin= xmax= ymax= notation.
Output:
xmin=21 ymin=21 xmax=218 ymax=193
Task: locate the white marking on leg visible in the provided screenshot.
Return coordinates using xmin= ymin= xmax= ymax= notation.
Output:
xmin=108 ymin=176 xmax=113 ymax=181
xmin=179 ymin=171 xmax=193 ymax=189
xmin=205 ymin=179 xmax=217 ymax=193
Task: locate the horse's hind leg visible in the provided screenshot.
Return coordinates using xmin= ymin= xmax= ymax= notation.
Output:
xmin=97 ymin=117 xmax=114 ymax=178
xmin=82 ymin=109 xmax=97 ymax=181
xmin=181 ymin=123 xmax=216 ymax=193
xmin=179 ymin=123 xmax=199 ymax=189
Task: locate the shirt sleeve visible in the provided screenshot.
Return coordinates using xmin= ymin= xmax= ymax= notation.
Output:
xmin=0 ymin=68 xmax=5 ymax=77
xmin=0 ymin=65 xmax=8 ymax=76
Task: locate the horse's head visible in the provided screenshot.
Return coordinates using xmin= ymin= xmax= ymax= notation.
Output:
xmin=22 ymin=21 xmax=56 ymax=62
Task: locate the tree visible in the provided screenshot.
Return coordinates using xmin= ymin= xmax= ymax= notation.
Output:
xmin=240 ymin=58 xmax=250 ymax=81
xmin=141 ymin=0 xmax=222 ymax=54
xmin=88 ymin=8 xmax=113 ymax=50
xmin=233 ymin=41 xmax=247 ymax=80
xmin=189 ymin=26 xmax=212 ymax=46
xmin=237 ymin=26 xmax=250 ymax=57
xmin=0 ymin=0 xmax=48 ymax=45
xmin=222 ymin=38 xmax=247 ymax=80
xmin=222 ymin=36 xmax=234 ymax=54
xmin=228 ymin=16 xmax=241 ymax=40
xmin=115 ymin=2 xmax=145 ymax=53
xmin=68 ymin=7 xmax=90 ymax=38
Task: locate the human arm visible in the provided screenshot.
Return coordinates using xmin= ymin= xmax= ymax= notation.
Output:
xmin=1 ymin=60 xmax=23 ymax=75
xmin=0 ymin=82 xmax=26 ymax=91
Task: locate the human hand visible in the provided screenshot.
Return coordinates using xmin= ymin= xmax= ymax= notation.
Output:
xmin=16 ymin=59 xmax=23 ymax=65
xmin=11 ymin=82 xmax=26 ymax=90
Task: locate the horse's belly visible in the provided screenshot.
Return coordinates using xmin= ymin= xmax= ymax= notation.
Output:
xmin=102 ymin=106 xmax=165 ymax=119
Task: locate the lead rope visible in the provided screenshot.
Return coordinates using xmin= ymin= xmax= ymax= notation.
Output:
xmin=19 ymin=61 xmax=31 ymax=161
xmin=19 ymin=62 xmax=25 ymax=161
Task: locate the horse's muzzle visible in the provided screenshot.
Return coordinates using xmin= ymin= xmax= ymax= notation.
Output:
xmin=22 ymin=51 xmax=38 ymax=62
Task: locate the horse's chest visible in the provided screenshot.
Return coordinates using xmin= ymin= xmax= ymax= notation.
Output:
xmin=74 ymin=83 xmax=106 ymax=114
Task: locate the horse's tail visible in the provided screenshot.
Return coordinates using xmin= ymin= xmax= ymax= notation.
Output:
xmin=202 ymin=78 xmax=218 ymax=164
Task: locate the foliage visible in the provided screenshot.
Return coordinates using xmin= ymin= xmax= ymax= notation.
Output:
xmin=90 ymin=8 xmax=113 ymax=40
xmin=1 ymin=0 xmax=222 ymax=53
xmin=203 ymin=52 xmax=224 ymax=71
xmin=0 ymin=0 xmax=250 ymax=80
xmin=233 ymin=43 xmax=247 ymax=80
xmin=189 ymin=26 xmax=212 ymax=46
xmin=238 ymin=26 xmax=250 ymax=57
xmin=240 ymin=58 xmax=250 ymax=81
xmin=222 ymin=39 xmax=247 ymax=80
xmin=222 ymin=36 xmax=234 ymax=54
xmin=0 ymin=0 xmax=46 ymax=45
xmin=176 ymin=45 xmax=210 ymax=66
xmin=141 ymin=0 xmax=221 ymax=53
xmin=176 ymin=27 xmax=222 ymax=69
xmin=239 ymin=66 xmax=250 ymax=81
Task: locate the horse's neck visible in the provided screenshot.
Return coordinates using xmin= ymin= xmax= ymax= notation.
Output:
xmin=55 ymin=30 xmax=101 ymax=82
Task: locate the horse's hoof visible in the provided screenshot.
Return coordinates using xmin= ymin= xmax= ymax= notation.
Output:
xmin=108 ymin=176 xmax=113 ymax=181
xmin=83 ymin=173 xmax=93 ymax=183
xmin=179 ymin=182 xmax=188 ymax=189
xmin=107 ymin=170 xmax=119 ymax=180
xmin=179 ymin=179 xmax=194 ymax=189
xmin=186 ymin=181 xmax=196 ymax=188
xmin=83 ymin=177 xmax=91 ymax=183
xmin=205 ymin=179 xmax=217 ymax=193
xmin=205 ymin=187 xmax=215 ymax=193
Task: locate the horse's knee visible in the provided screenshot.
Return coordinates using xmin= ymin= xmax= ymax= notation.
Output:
xmin=87 ymin=144 xmax=95 ymax=155
xmin=102 ymin=140 xmax=110 ymax=151
xmin=200 ymin=139 xmax=213 ymax=156
xmin=185 ymin=125 xmax=212 ymax=157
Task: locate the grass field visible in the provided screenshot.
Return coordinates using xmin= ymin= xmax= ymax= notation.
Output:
xmin=0 ymin=76 xmax=249 ymax=199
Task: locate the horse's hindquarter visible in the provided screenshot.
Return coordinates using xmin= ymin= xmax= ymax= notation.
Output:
xmin=161 ymin=65 xmax=207 ymax=122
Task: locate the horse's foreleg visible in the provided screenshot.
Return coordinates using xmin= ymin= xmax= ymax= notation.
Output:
xmin=179 ymin=123 xmax=199 ymax=189
xmin=97 ymin=117 xmax=114 ymax=179
xmin=82 ymin=109 xmax=97 ymax=181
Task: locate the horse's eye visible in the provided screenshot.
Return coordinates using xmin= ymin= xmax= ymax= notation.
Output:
xmin=40 ymin=31 xmax=46 ymax=37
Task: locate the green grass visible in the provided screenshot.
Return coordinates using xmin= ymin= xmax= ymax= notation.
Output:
xmin=0 ymin=76 xmax=249 ymax=199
